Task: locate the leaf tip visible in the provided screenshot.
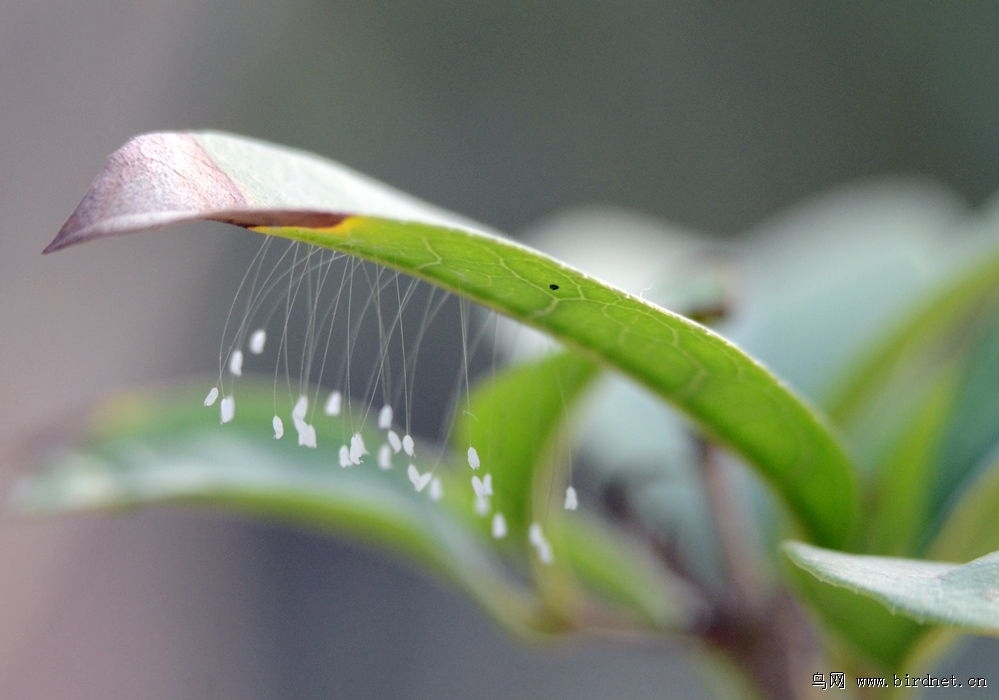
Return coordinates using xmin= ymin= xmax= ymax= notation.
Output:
xmin=44 ymin=131 xmax=249 ymax=254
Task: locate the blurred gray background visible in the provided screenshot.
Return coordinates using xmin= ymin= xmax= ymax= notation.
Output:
xmin=4 ymin=2 xmax=999 ymax=698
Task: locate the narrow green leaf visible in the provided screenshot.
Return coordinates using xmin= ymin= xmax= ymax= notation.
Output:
xmin=283 ymin=216 xmax=860 ymax=548
xmin=929 ymin=456 xmax=999 ymax=564
xmin=863 ymin=368 xmax=960 ymax=556
xmin=46 ymin=131 xmax=858 ymax=547
xmin=784 ymin=541 xmax=999 ymax=634
xmin=452 ymin=352 xmax=699 ymax=630
xmin=454 ymin=351 xmax=599 ymax=547
xmin=924 ymin=310 xmax=999 ymax=542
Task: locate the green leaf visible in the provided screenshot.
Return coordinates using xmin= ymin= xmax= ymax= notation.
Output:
xmin=454 ymin=351 xmax=599 ymax=548
xmin=925 ymin=310 xmax=999 ymax=542
xmin=784 ymin=541 xmax=999 ymax=634
xmin=863 ymin=368 xmax=960 ymax=556
xmin=13 ymin=381 xmax=563 ymax=636
xmin=451 ymin=351 xmax=699 ymax=630
xmin=929 ymin=455 xmax=999 ymax=564
xmin=46 ymin=130 xmax=858 ymax=548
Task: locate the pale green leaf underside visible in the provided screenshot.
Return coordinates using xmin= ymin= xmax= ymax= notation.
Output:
xmin=46 ymin=130 xmax=858 ymax=547
xmin=784 ymin=541 xmax=999 ymax=634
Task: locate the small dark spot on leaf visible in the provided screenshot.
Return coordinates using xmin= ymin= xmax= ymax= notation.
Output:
xmin=549 ymin=284 xmax=559 ymax=290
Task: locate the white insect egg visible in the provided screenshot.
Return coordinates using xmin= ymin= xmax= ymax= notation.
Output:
xmin=249 ymin=329 xmax=266 ymax=355
xmin=228 ymin=350 xmax=244 ymax=377
xmin=472 ymin=475 xmax=486 ymax=499
xmin=204 ymin=387 xmax=219 ymax=407
xmin=377 ymin=404 xmax=393 ymax=430
xmin=272 ymin=415 xmax=284 ymax=439
xmin=402 ymin=434 xmax=415 ymax=457
xmin=324 ymin=390 xmax=342 ymax=416
xmin=429 ymin=477 xmax=443 ymax=501
xmin=292 ymin=395 xmax=308 ymax=423
xmin=474 ymin=495 xmax=490 ymax=516
xmin=564 ymin=486 xmax=578 ymax=511
xmin=387 ymin=430 xmax=402 ymax=454
xmin=467 ymin=446 xmax=480 ymax=470
xmin=492 ymin=512 xmax=507 ymax=539
xmin=483 ymin=473 xmax=493 ymax=496
xmin=339 ymin=445 xmax=351 ymax=468
xmin=349 ymin=433 xmax=368 ymax=464
xmin=408 ymin=464 xmax=432 ymax=492
xmin=536 ymin=540 xmax=554 ymax=565
xmin=297 ymin=423 xmax=317 ymax=449
xmin=528 ymin=523 xmax=553 ymax=564
xmin=377 ymin=443 xmax=392 ymax=469
xmin=220 ymin=396 xmax=235 ymax=424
